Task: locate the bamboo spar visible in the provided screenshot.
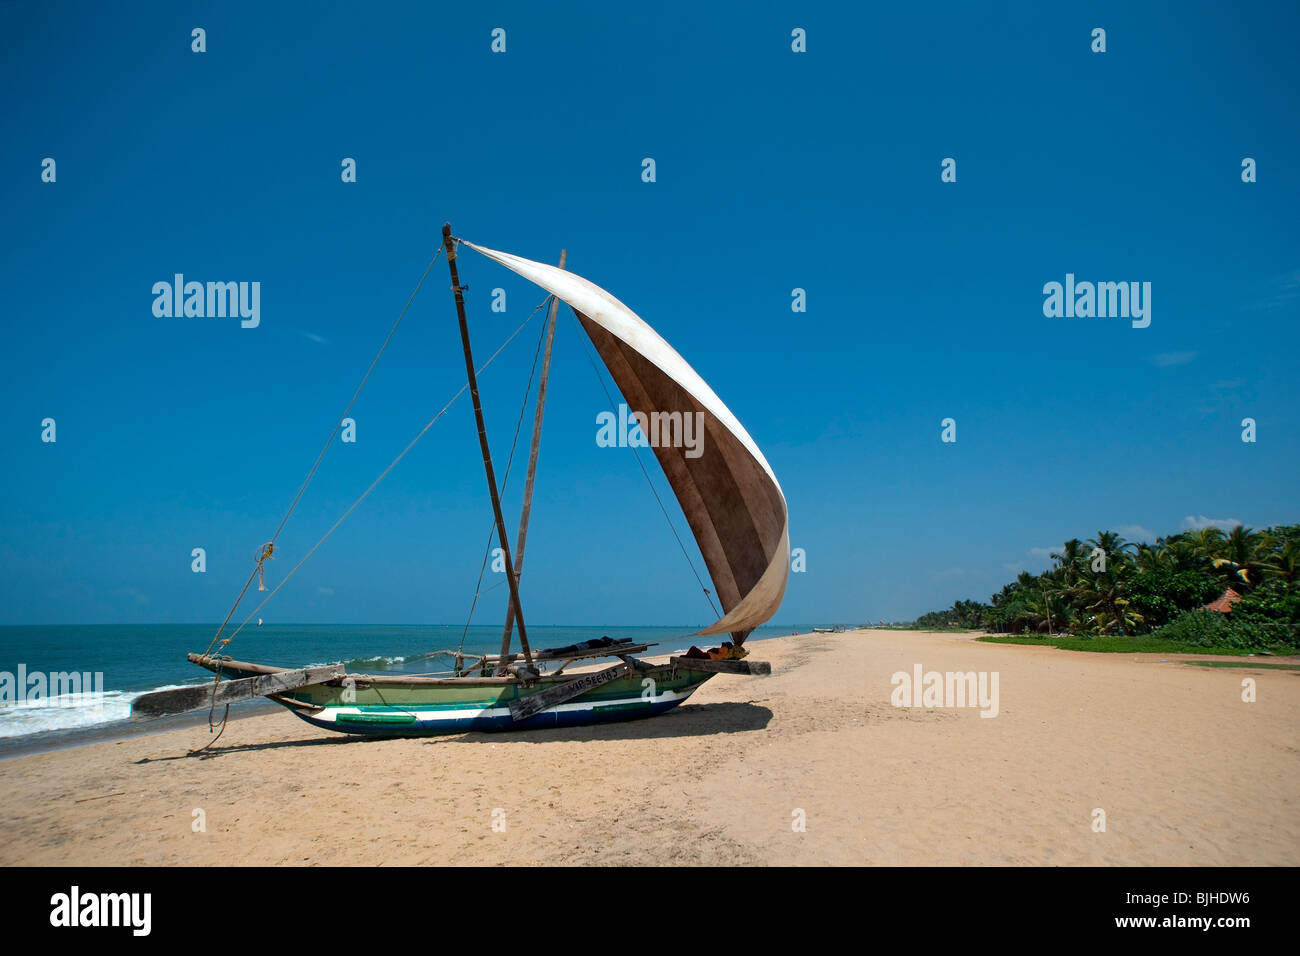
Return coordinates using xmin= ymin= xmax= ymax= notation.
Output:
xmin=498 ymin=249 xmax=565 ymax=671
xmin=443 ymin=224 xmax=533 ymax=667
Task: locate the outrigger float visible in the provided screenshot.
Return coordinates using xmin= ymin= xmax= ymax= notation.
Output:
xmin=132 ymin=225 xmax=789 ymax=737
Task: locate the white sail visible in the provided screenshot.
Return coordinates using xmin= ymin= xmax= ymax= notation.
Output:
xmin=463 ymin=241 xmax=789 ymax=638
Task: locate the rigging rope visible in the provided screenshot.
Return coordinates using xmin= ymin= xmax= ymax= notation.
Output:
xmin=572 ymin=313 xmax=721 ymax=620
xmin=214 ymin=302 xmax=549 ymax=649
xmin=204 ymin=245 xmax=445 ymax=658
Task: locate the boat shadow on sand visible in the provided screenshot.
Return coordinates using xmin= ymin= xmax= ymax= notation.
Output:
xmin=140 ymin=701 xmax=773 ymax=760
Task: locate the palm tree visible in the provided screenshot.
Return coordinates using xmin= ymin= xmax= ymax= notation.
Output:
xmin=1136 ymin=544 xmax=1166 ymax=573
xmin=1163 ymin=539 xmax=1206 ymax=572
xmin=1211 ymin=525 xmax=1273 ymax=587
xmin=1263 ymin=539 xmax=1300 ymax=584
xmin=1087 ymin=599 xmax=1145 ymax=636
xmin=1086 ymin=531 xmax=1137 ymax=574
xmin=1021 ymin=590 xmax=1051 ymax=633
xmin=1188 ymin=526 xmax=1227 ymax=559
xmin=1040 ymin=580 xmax=1072 ymax=634
xmin=1074 ymin=554 xmax=1140 ymax=634
xmin=1051 ymin=538 xmax=1087 ymax=587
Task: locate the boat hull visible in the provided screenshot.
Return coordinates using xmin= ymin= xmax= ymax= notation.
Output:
xmin=280 ymin=668 xmax=714 ymax=737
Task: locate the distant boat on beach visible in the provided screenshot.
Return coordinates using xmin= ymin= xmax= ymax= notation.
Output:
xmin=133 ymin=225 xmax=790 ymax=737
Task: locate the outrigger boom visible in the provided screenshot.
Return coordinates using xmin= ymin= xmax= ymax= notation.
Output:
xmin=131 ymin=644 xmax=770 ymax=735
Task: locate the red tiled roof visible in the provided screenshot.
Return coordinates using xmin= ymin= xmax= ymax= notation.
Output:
xmin=1203 ymin=588 xmax=1242 ymax=613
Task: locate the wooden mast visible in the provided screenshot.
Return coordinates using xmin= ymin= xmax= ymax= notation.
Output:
xmin=442 ymin=223 xmax=533 ymax=668
xmin=498 ymin=249 xmax=565 ymax=670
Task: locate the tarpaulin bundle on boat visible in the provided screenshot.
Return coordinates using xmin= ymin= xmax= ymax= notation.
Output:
xmin=681 ymin=642 xmax=748 ymax=661
xmin=537 ymin=636 xmax=630 ymax=656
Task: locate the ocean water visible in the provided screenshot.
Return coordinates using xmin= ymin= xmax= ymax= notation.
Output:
xmin=0 ymin=622 xmax=803 ymax=747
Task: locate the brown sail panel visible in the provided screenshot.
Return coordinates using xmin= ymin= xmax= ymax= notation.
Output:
xmin=462 ymin=241 xmax=790 ymax=637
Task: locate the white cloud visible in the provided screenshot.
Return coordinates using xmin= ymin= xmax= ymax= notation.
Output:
xmin=1116 ymin=524 xmax=1157 ymax=543
xmin=302 ymin=331 xmax=329 ymax=345
xmin=1025 ymin=548 xmax=1057 ymax=569
xmin=1182 ymin=515 xmax=1241 ymax=532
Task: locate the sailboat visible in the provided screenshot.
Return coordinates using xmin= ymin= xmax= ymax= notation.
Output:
xmin=132 ymin=225 xmax=789 ymax=736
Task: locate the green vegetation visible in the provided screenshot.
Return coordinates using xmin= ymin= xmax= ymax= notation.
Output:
xmin=914 ymin=524 xmax=1300 ymax=654
xmin=977 ymin=633 xmax=1269 ymax=655
xmin=893 ymin=622 xmax=973 ymax=633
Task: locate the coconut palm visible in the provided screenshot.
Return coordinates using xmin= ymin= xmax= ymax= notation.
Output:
xmin=1021 ymin=590 xmax=1052 ymax=633
xmin=1263 ymin=539 xmax=1300 ymax=584
xmin=1136 ymin=544 xmax=1166 ymax=572
xmin=1040 ymin=580 xmax=1073 ymax=633
xmin=1211 ymin=525 xmax=1274 ymax=586
xmin=1086 ymin=531 xmax=1137 ymax=571
xmin=1051 ymin=538 xmax=1087 ymax=587
xmin=1163 ymin=538 xmax=1206 ymax=572
xmin=1086 ymin=599 xmax=1145 ymax=636
xmin=1188 ymin=526 xmax=1228 ymax=559
xmin=1074 ymin=557 xmax=1140 ymax=634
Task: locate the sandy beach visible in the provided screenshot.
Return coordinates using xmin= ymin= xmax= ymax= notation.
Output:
xmin=1 ymin=629 xmax=1296 ymax=866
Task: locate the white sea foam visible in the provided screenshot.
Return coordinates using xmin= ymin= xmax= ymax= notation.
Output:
xmin=0 ymin=683 xmax=195 ymax=738
xmin=305 ymin=655 xmax=409 ymax=669
xmin=353 ymin=655 xmax=407 ymax=665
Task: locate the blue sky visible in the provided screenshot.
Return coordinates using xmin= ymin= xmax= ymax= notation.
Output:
xmin=2 ymin=1 xmax=1297 ymax=628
